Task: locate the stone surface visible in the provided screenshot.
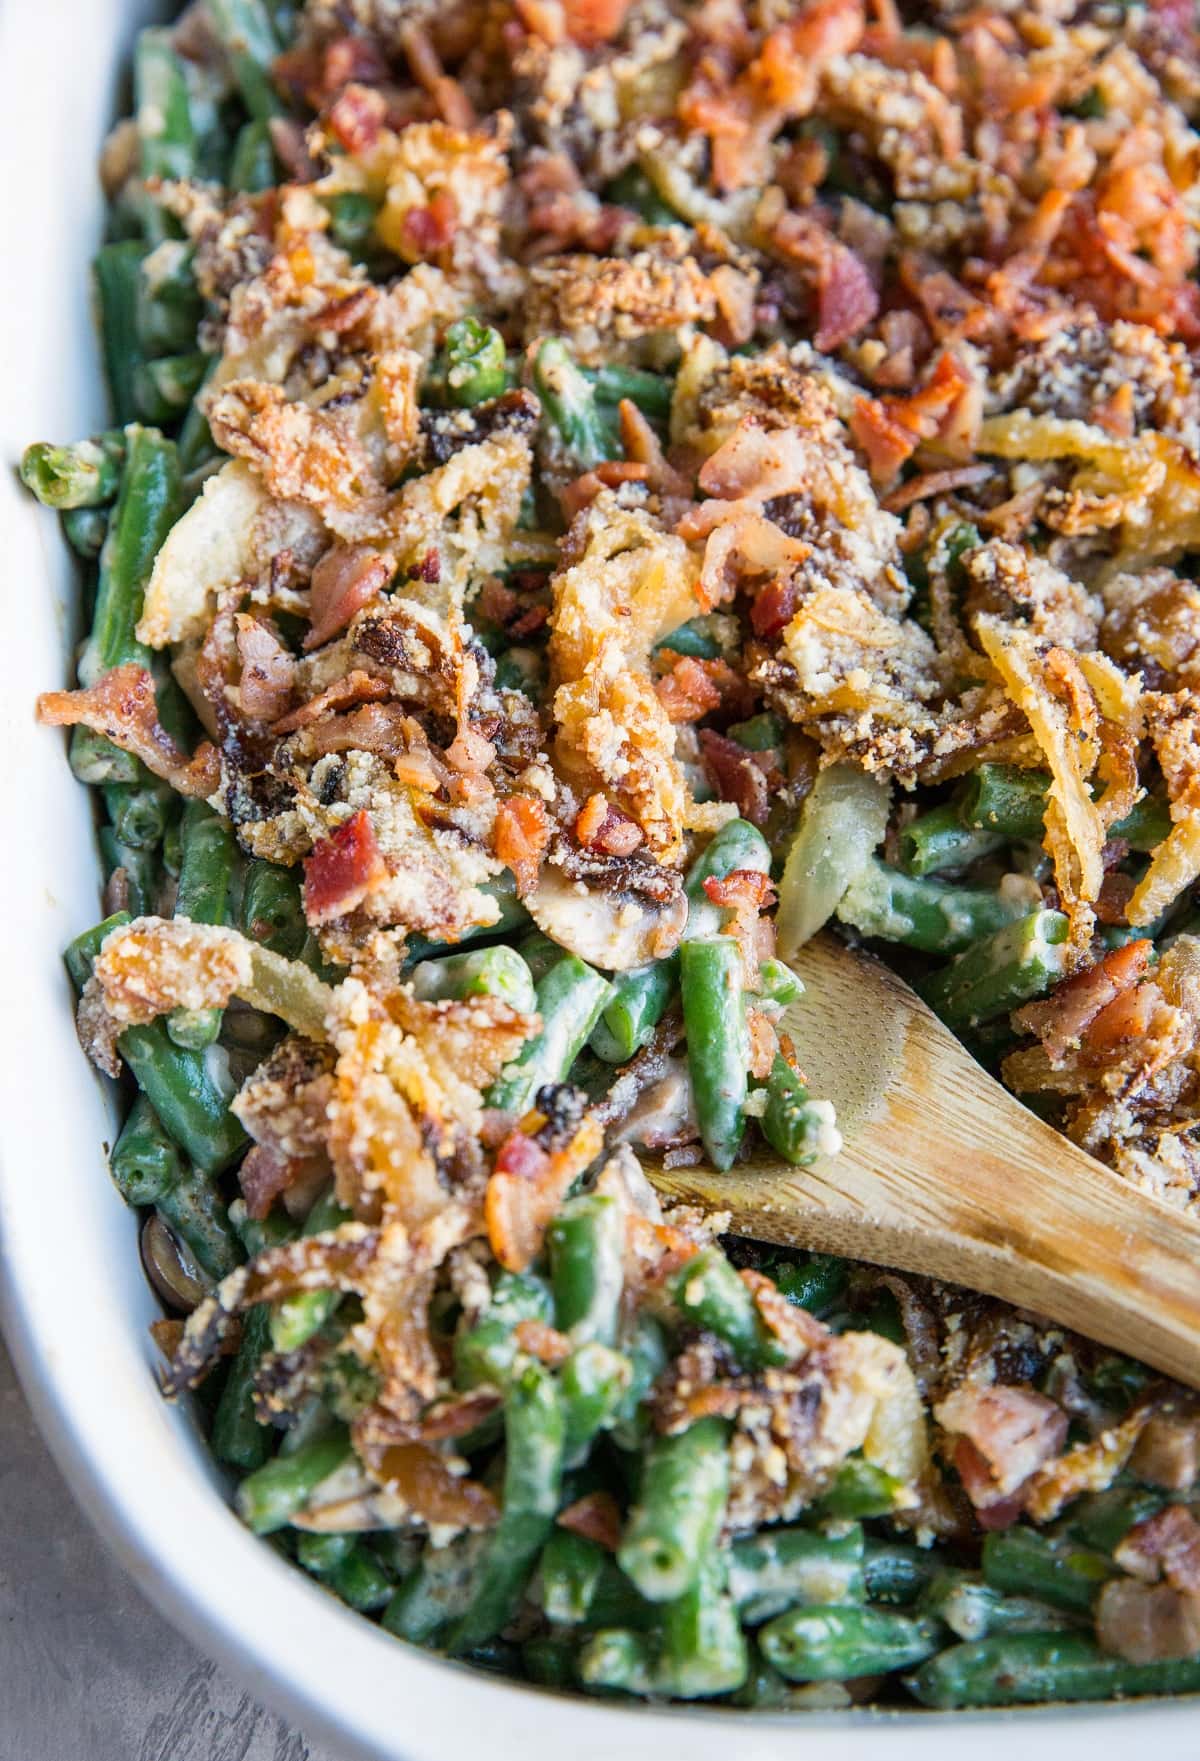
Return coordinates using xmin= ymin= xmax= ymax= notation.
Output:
xmin=0 ymin=1336 xmax=340 ymax=1761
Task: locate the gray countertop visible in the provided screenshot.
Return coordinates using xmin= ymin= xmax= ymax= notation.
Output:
xmin=0 ymin=1336 xmax=340 ymax=1761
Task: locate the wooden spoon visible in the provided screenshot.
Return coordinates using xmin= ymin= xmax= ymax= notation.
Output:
xmin=652 ymin=932 xmax=1200 ymax=1389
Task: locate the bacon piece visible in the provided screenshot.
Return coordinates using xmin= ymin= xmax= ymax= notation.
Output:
xmin=1115 ymin=1506 xmax=1200 ymax=1592
xmin=303 ymin=809 xmax=388 ymax=926
xmin=305 ymin=546 xmax=393 ymax=651
xmin=398 ymin=190 xmax=459 ymax=261
xmin=270 ymin=670 xmax=390 ymax=735
xmin=773 ymin=214 xmax=879 ymax=352
xmin=486 ymin=1115 xmax=605 ymax=1271
xmin=235 ymin=615 xmax=296 ymax=722
xmin=1096 ymin=1578 xmax=1200 ymax=1665
xmin=849 ymin=352 xmax=971 ymax=487
xmin=881 ymin=463 xmax=992 ymax=514
xmin=37 ymin=665 xmax=219 ymax=797
xmin=697 ymin=729 xmax=771 ymax=827
xmin=327 ymin=82 xmax=387 ymax=155
xmin=560 ymin=461 xmax=648 ymax=520
xmin=238 ymin=1144 xmax=304 ymax=1221
xmin=494 ymin=794 xmax=550 ymax=898
xmin=935 ymin=1384 xmax=1068 ymax=1509
xmin=655 ymin=656 xmax=724 ymax=724
xmin=750 ymin=577 xmax=800 ymax=639
xmin=575 ymin=794 xmax=644 ymax=856
xmin=398 ymin=22 xmax=475 ymax=129
xmin=561 ymin=0 xmax=633 ymax=46
xmin=697 ymin=419 xmax=811 ymax=504
xmin=1130 ymin=1409 xmax=1200 ymax=1491
xmin=412 ymin=1389 xmax=503 ymax=1442
xmin=557 ymin=1490 xmax=622 ymax=1551
xmin=1014 ymin=939 xmax=1152 ymax=1063
xmin=514 ymin=1319 xmax=572 ymax=1365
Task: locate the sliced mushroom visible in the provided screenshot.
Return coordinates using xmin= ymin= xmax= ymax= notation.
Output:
xmin=525 ymin=859 xmax=687 ymax=971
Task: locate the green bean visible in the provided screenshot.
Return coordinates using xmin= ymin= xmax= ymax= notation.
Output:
xmin=454 ymin=1270 xmax=555 ymax=1390
xmin=110 ymin=1092 xmax=183 ymax=1205
xmin=177 ymin=357 xmax=220 ymax=476
xmin=156 ymin=1163 xmax=243 ymax=1281
xmin=602 ymin=164 xmax=680 ymax=226
xmin=863 ymin=1539 xmax=940 ymax=1607
xmin=918 ymin=1569 xmax=1072 ymax=1642
xmin=813 ymin=1456 xmax=903 ymax=1519
xmin=168 ymin=802 xmax=239 ymax=1050
xmin=1062 ymin=1486 xmax=1164 ymax=1554
xmin=531 ymin=338 xmax=616 ymax=471
xmin=211 ymin=1303 xmax=274 ymax=1470
xmin=486 ymin=953 xmax=612 ymax=1115
xmin=756 ymin=958 xmax=804 ymax=1011
xmin=729 ymin=1525 xmax=865 ymax=1621
xmin=522 ymin=1635 xmax=579 ymax=1687
xmin=235 ymin=1429 xmax=352 ymax=1534
xmin=326 ymin=191 xmax=380 ymax=256
xmin=383 ymin=1533 xmax=489 ymax=1644
xmin=296 ymin=1532 xmax=355 ymax=1575
xmin=611 ymin=1312 xmax=669 ymax=1447
xmin=899 ymin=803 xmax=1007 ymax=877
xmin=908 ymin=1631 xmax=1200 ymax=1709
xmin=136 ymin=242 xmax=202 ymax=356
xmin=135 ymin=28 xmax=196 ymax=185
xmin=618 ymin=1416 xmax=730 ymax=1603
xmin=269 ymin=1186 xmax=352 ymax=1353
xmin=80 ymin=424 xmax=179 ymax=682
xmin=577 ymin=1628 xmax=655 ymax=1694
xmin=411 ymin=944 xmax=537 ymax=1014
xmin=231 ymin=1200 xmax=295 ymax=1258
xmin=669 ymin=1244 xmax=788 ymax=1368
xmin=920 ymin=909 xmax=1070 ymax=1030
xmin=561 ymin=1342 xmax=630 ymax=1463
xmin=208 ymin=0 xmax=284 ymax=120
xmin=402 ymin=875 xmax=529 ymax=968
xmin=326 ymin=1544 xmax=395 ymax=1612
xmin=103 ymin=781 xmax=173 ymax=851
xmin=20 ymin=433 xmax=124 ymax=510
xmin=960 ymin=765 xmax=1171 ymax=854
xmin=982 ymin=1529 xmax=1114 ymax=1617
xmin=769 ymin=1252 xmax=847 ymax=1317
xmin=134 ymin=352 xmax=208 ymax=425
xmin=590 ymin=961 xmax=675 ymax=1064
xmin=240 ymin=860 xmax=307 ymax=958
xmin=449 ymin=1363 xmax=565 ymax=1652
xmin=761 ymin=1054 xmax=838 ymax=1167
xmin=62 ymin=506 xmax=111 ymax=558
xmin=538 ymin=1528 xmax=607 ymax=1625
xmin=760 ymin=1604 xmax=940 ymax=1681
xmin=118 ymin=1023 xmax=248 ymax=1172
xmin=837 ymin=857 xmax=1029 ymax=954
xmin=1113 ymin=793 xmax=1171 ymax=851
xmin=439 ymin=317 xmax=510 ymax=407
xmin=586 ymin=363 xmax=673 ymax=420
xmin=680 ymin=936 xmax=748 ymax=1171
xmin=98 ymin=827 xmax=159 ymax=915
xmin=658 ymin=1558 xmax=748 ymax=1699
xmin=94 ymin=241 xmax=148 ymax=423
xmin=229 ymin=118 xmax=278 ymax=192
xmin=549 ymin=1194 xmax=624 ymax=1344
xmin=64 ymin=911 xmax=131 ymax=992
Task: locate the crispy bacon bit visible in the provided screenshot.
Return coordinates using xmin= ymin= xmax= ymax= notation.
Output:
xmin=37 ymin=665 xmax=219 ymax=798
xmin=750 ymin=577 xmax=800 ymax=639
xmin=494 ymin=1129 xmax=551 ymax=1180
xmin=575 ymin=792 xmax=644 ymax=856
xmin=697 ymin=729 xmax=771 ymax=826
xmin=495 ymin=794 xmax=550 ymax=897
xmin=557 ymin=1490 xmax=622 ymax=1551
xmin=1096 ymin=1577 xmax=1200 ymax=1665
xmin=655 ymin=656 xmax=724 ymax=724
xmin=305 ymin=546 xmax=393 ymax=651
xmin=239 ymin=1144 xmax=303 ymax=1221
xmin=486 ymin=1115 xmax=604 ymax=1271
xmin=1115 ymin=1506 xmax=1200 ymax=1592
xmin=413 ymin=1389 xmax=503 ymax=1441
xmin=270 ymin=671 xmax=391 ymax=735
xmin=1014 ymin=939 xmax=1152 ymax=1063
xmin=513 ymin=1319 xmax=572 ymax=1364
xmin=303 ymin=809 xmax=388 ymax=926
xmin=560 ymin=461 xmax=648 ymax=520
xmin=881 ymin=463 xmax=992 ymax=514
xmin=1130 ymin=1409 xmax=1200 ymax=1491
xmin=399 ymin=22 xmax=476 ymax=129
xmin=561 ymin=0 xmax=633 ymax=47
xmin=774 ymin=214 xmax=879 ymax=352
xmin=850 ymin=352 xmax=971 ymax=486
xmin=399 ymin=190 xmax=459 ymax=261
xmin=935 ymin=1384 xmax=1069 ymax=1510
xmin=704 ymin=869 xmax=775 ymax=915
xmin=235 ymin=614 xmax=295 ymax=722
xmin=327 ymin=82 xmax=387 ymax=155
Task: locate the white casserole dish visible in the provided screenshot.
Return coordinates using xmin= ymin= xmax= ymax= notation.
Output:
xmin=0 ymin=5 xmax=1197 ymax=1756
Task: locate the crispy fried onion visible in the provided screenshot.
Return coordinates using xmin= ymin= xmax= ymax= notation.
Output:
xmin=37 ymin=665 xmax=220 ymax=797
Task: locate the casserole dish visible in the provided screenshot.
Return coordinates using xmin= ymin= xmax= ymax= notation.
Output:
xmin=1 ymin=4 xmax=1197 ymax=1757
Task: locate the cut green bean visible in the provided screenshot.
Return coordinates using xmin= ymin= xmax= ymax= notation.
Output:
xmin=62 ymin=506 xmax=111 ymax=558
xmin=918 ymin=1569 xmax=1072 ymax=1641
xmin=680 ymin=936 xmax=748 ymax=1171
xmin=658 ymin=1558 xmax=749 ymax=1699
xmin=982 ymin=1528 xmax=1114 ymax=1616
xmin=486 ymin=953 xmax=612 ymax=1115
xmin=241 ymin=860 xmax=307 ymax=958
xmin=814 ymin=1456 xmax=903 ymax=1519
xmin=135 ymin=28 xmax=197 ymax=185
xmin=548 ymin=1193 xmax=624 ymax=1344
xmin=899 ymin=803 xmax=1006 ymax=877
xmin=208 ymin=0 xmax=284 ymax=120
xmin=761 ymin=1054 xmax=839 ymax=1167
xmin=863 ymin=1540 xmax=940 ymax=1607
xmin=908 ymin=1631 xmax=1200 ymax=1709
xmin=837 ymin=857 xmax=1028 ymax=954
xmin=80 ymin=424 xmax=180 ymax=682
xmin=235 ymin=1429 xmax=352 ymax=1534
xmin=64 ymin=911 xmax=132 ymax=992
xmin=561 ymin=1342 xmax=630 ymax=1463
xmin=760 ymin=1604 xmax=940 ymax=1681
xmin=669 ymin=1244 xmax=788 ymax=1368
xmin=98 ymin=827 xmax=159 ymax=915
xmin=211 ymin=1303 xmax=274 ymax=1470
xmin=531 ymin=338 xmax=616 ymax=471
xmin=169 ymin=801 xmax=239 ymax=1050
xmin=229 ymin=118 xmax=278 ymax=192
xmin=411 ymin=944 xmax=537 ymax=1013
xmin=20 ymin=433 xmax=124 ymax=510
xmin=618 ymin=1416 xmax=730 ymax=1603
xmin=94 ymin=241 xmax=148 ymax=424
xmin=110 ymin=1092 xmax=183 ymax=1205
xmin=1062 ymin=1486 xmax=1164 ymax=1554
xmin=586 ymin=363 xmax=673 ymax=419
xmin=118 ymin=1024 xmax=248 ymax=1172
xmin=383 ymin=1533 xmax=489 ymax=1644
xmin=439 ymin=317 xmax=510 ymax=407
xmin=920 ymin=909 xmax=1070 ymax=1030
xmin=448 ymin=1363 xmax=565 ymax=1652
xmin=134 ymin=352 xmax=208 ymax=425
xmin=156 ymin=1163 xmax=242 ymax=1281
xmin=454 ymin=1271 xmax=555 ymax=1391
xmin=729 ymin=1525 xmax=865 ymax=1621
xmin=269 ymin=1186 xmax=353 ymax=1354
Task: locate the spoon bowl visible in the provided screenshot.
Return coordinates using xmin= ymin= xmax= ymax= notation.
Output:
xmin=652 ymin=932 xmax=1200 ymax=1388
